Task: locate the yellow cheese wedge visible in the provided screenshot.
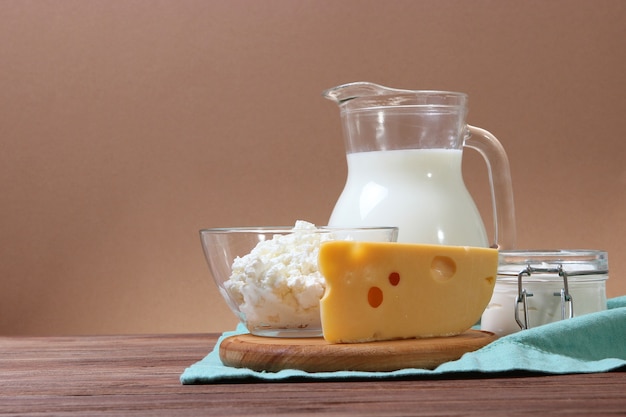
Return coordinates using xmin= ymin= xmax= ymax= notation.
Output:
xmin=318 ymin=241 xmax=498 ymax=343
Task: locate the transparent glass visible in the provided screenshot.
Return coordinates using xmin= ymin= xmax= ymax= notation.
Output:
xmin=481 ymin=250 xmax=609 ymax=336
xmin=324 ymin=82 xmax=516 ymax=249
xmin=200 ymin=225 xmax=399 ymax=337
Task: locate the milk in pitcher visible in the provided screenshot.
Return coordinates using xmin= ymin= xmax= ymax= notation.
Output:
xmin=328 ymin=149 xmax=489 ymax=247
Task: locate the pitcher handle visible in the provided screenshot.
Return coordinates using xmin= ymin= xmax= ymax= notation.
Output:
xmin=464 ymin=125 xmax=517 ymax=250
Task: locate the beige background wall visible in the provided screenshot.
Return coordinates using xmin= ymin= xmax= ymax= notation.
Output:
xmin=1 ymin=0 xmax=624 ymax=335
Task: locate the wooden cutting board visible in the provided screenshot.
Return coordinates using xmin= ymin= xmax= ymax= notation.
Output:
xmin=219 ymin=330 xmax=495 ymax=373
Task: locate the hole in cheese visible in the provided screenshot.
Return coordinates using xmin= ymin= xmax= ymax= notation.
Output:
xmin=368 ymin=286 xmax=383 ymax=308
xmin=430 ymin=256 xmax=456 ymax=281
xmin=388 ymin=272 xmax=400 ymax=286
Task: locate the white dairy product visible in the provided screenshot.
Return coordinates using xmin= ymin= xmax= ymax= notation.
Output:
xmin=481 ymin=278 xmax=607 ymax=336
xmin=481 ymin=250 xmax=609 ymax=336
xmin=224 ymin=221 xmax=329 ymax=335
xmin=328 ymin=149 xmax=489 ymax=247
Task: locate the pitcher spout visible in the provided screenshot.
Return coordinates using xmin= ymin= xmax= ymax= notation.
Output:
xmin=322 ymin=81 xmax=411 ymax=104
xmin=323 ymin=82 xmax=469 ymax=112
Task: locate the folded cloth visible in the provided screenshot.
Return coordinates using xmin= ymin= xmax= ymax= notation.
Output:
xmin=180 ymin=296 xmax=626 ymax=384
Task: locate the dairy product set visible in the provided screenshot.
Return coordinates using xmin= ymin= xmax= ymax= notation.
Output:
xmin=203 ymin=82 xmax=608 ymax=344
xmin=324 ymin=82 xmax=608 ymax=337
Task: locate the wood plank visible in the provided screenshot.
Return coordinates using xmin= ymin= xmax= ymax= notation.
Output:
xmin=0 ymin=334 xmax=624 ymax=416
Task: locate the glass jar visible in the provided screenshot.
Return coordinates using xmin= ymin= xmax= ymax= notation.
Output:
xmin=481 ymin=250 xmax=608 ymax=336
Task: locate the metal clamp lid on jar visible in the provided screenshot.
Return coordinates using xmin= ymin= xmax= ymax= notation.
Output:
xmin=497 ymin=250 xmax=609 ymax=331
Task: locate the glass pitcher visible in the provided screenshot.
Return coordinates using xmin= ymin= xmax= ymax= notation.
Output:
xmin=324 ymin=82 xmax=516 ymax=249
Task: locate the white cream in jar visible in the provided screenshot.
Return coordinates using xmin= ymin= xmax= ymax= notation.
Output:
xmin=481 ymin=250 xmax=608 ymax=336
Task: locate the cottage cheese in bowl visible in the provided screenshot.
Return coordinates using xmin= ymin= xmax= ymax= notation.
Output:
xmin=225 ymin=221 xmax=328 ymax=335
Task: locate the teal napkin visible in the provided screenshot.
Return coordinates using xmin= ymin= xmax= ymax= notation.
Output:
xmin=180 ymin=296 xmax=626 ymax=384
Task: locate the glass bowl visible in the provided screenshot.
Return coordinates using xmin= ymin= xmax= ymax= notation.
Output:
xmin=200 ymin=221 xmax=398 ymax=337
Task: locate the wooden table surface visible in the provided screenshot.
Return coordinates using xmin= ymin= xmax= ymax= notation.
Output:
xmin=1 ymin=333 xmax=624 ymax=416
